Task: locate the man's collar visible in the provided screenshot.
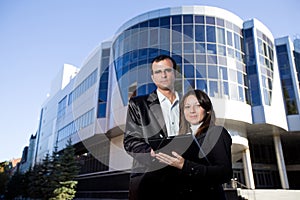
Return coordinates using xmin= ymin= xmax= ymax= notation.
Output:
xmin=157 ymin=89 xmax=179 ymax=104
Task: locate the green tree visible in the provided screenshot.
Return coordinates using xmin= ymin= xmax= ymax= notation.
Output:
xmin=50 ymin=180 xmax=78 ymax=200
xmin=41 ymin=153 xmax=54 ymax=199
xmin=26 ymin=139 xmax=81 ymax=199
xmin=0 ymin=161 xmax=10 ymax=196
xmin=59 ymin=139 xmax=80 ymax=181
xmin=28 ymin=164 xmax=44 ymax=198
xmin=49 ymin=145 xmax=62 ymax=195
xmin=28 ymin=153 xmax=53 ymax=199
xmin=0 ymin=172 xmax=9 ymax=196
xmin=6 ymin=172 xmax=28 ymax=199
xmin=51 ymin=138 xmax=80 ymax=199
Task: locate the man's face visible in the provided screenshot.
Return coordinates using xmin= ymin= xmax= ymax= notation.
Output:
xmin=151 ymin=58 xmax=175 ymax=92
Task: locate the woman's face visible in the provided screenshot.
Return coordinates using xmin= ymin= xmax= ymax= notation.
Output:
xmin=183 ymin=95 xmax=206 ymax=125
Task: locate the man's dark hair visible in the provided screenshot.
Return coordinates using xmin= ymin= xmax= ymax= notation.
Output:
xmin=151 ymin=54 xmax=177 ymax=70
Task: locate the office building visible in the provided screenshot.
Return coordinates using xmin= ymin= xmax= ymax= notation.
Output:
xmin=31 ymin=5 xmax=300 ymax=198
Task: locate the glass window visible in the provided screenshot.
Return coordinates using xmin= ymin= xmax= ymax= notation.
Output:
xmin=227 ymin=47 xmax=235 ymax=58
xmin=149 ymin=18 xmax=159 ymax=27
xmin=184 ymin=54 xmax=194 ymax=63
xmin=184 ymin=43 xmax=194 ymax=53
xmin=195 ymin=64 xmax=206 ymax=78
xmin=195 ymin=43 xmax=205 ymax=53
xmin=257 ymin=39 xmax=264 ymax=54
xmin=183 ymin=25 xmax=193 ymax=41
xmin=230 ymin=83 xmax=238 ymax=100
xmin=207 ymin=43 xmax=217 ymax=54
xmin=160 ymin=29 xmax=170 ymax=44
xmin=195 ymin=54 xmax=206 ymax=63
xmin=206 ymin=26 xmax=216 ymax=42
xmin=172 ymin=15 xmax=182 ymax=24
xmin=237 ymin=71 xmax=244 ymax=85
xmin=217 ymin=45 xmax=226 ymax=56
xmin=196 ymin=80 xmax=207 ymax=92
xmin=263 ymin=89 xmax=270 ymax=105
xmin=234 ymin=33 xmax=241 ymax=49
xmin=195 ymin=15 xmax=204 ymax=24
xmin=99 ymin=88 xmax=107 ymax=102
xmin=160 ymin=17 xmax=170 ymax=26
xmin=149 ymin=48 xmax=159 ymax=59
xmin=217 ymin=27 xmax=225 ymax=44
xmin=208 ymin=65 xmax=218 ymax=79
xmin=172 ymin=43 xmax=182 ymax=54
xmin=238 ymin=86 xmax=245 ymax=102
xmin=222 ymin=81 xmax=229 ymax=97
xmin=98 ymin=103 xmax=106 ymax=118
xmin=235 ymin=50 xmax=242 ymax=61
xmin=229 ymin=69 xmax=237 ymax=82
xmin=225 ymin=20 xmax=233 ymax=30
xmin=184 ymin=64 xmax=195 ymax=78
xmin=139 ymin=31 xmax=150 ymax=48
xmin=184 ymin=79 xmax=195 ymax=91
xmin=195 ymin=25 xmax=205 ymax=42
xmin=139 ymin=48 xmax=147 ymax=59
xmin=249 ymin=75 xmax=262 ymax=106
xmin=150 ymin=29 xmax=159 ymax=46
xmin=227 ymin=31 xmax=233 ymax=46
xmin=207 ymin=55 xmax=217 ymax=64
xmin=209 ymin=80 xmax=218 ymax=97
xmin=140 ymin=21 xmax=148 ymax=28
xmin=218 ymin=56 xmax=227 ymax=65
xmin=172 ymin=25 xmax=182 ymax=43
xmin=172 ymin=55 xmax=182 ymax=66
xmin=216 ymin=18 xmax=224 ymax=27
xmin=183 ymin=15 xmax=193 ymax=23
xmin=206 ymin=16 xmax=215 ymax=25
xmin=68 ymin=92 xmax=73 ymax=105
xmin=233 ymin=24 xmax=241 ymax=35
xmin=57 ymin=96 xmax=67 ymax=119
xmin=220 ymin=67 xmax=228 ymax=80
xmin=172 ymin=24 xmax=182 ymax=33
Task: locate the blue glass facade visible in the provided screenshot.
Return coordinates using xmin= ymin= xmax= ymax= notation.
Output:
xmin=112 ymin=14 xmax=247 ymax=105
xmin=294 ymin=50 xmax=300 ymax=88
xmin=97 ymin=48 xmax=110 ymax=118
xmin=256 ymin=30 xmax=274 ymax=106
xmin=276 ymin=44 xmax=299 ymax=114
xmin=244 ymin=28 xmax=275 ymax=106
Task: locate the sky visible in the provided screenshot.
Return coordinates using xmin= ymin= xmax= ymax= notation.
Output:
xmin=0 ymin=0 xmax=299 ymax=162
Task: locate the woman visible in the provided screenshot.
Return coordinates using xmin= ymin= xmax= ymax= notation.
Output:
xmin=155 ymin=89 xmax=233 ymax=200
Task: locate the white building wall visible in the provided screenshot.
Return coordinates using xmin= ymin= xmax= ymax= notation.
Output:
xmin=36 ymin=64 xmax=80 ymax=161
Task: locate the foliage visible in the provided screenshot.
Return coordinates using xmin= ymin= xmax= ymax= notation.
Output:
xmin=5 ymin=138 xmax=81 ymax=199
xmin=5 ymin=172 xmax=28 ymax=199
xmin=0 ymin=172 xmax=9 ymax=195
xmin=50 ymin=180 xmax=78 ymax=200
xmin=0 ymin=161 xmax=11 ymax=196
xmin=28 ymin=164 xmax=44 ymax=198
xmin=59 ymin=138 xmax=80 ymax=181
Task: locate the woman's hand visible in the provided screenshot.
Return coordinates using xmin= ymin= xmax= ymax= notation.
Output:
xmin=155 ymin=151 xmax=184 ymax=169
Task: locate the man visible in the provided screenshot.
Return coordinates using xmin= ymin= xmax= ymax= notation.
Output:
xmin=124 ymin=54 xmax=180 ymax=200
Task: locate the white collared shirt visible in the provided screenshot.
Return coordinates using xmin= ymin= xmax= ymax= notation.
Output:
xmin=190 ymin=123 xmax=202 ymax=135
xmin=157 ymin=90 xmax=179 ymax=136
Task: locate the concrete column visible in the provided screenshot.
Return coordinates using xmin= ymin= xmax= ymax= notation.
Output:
xmin=242 ymin=148 xmax=255 ymax=189
xmin=273 ymin=134 xmax=289 ymax=189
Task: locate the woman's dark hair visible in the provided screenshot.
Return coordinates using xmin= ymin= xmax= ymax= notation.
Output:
xmin=150 ymin=54 xmax=177 ymax=71
xmin=179 ymin=89 xmax=216 ymax=136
